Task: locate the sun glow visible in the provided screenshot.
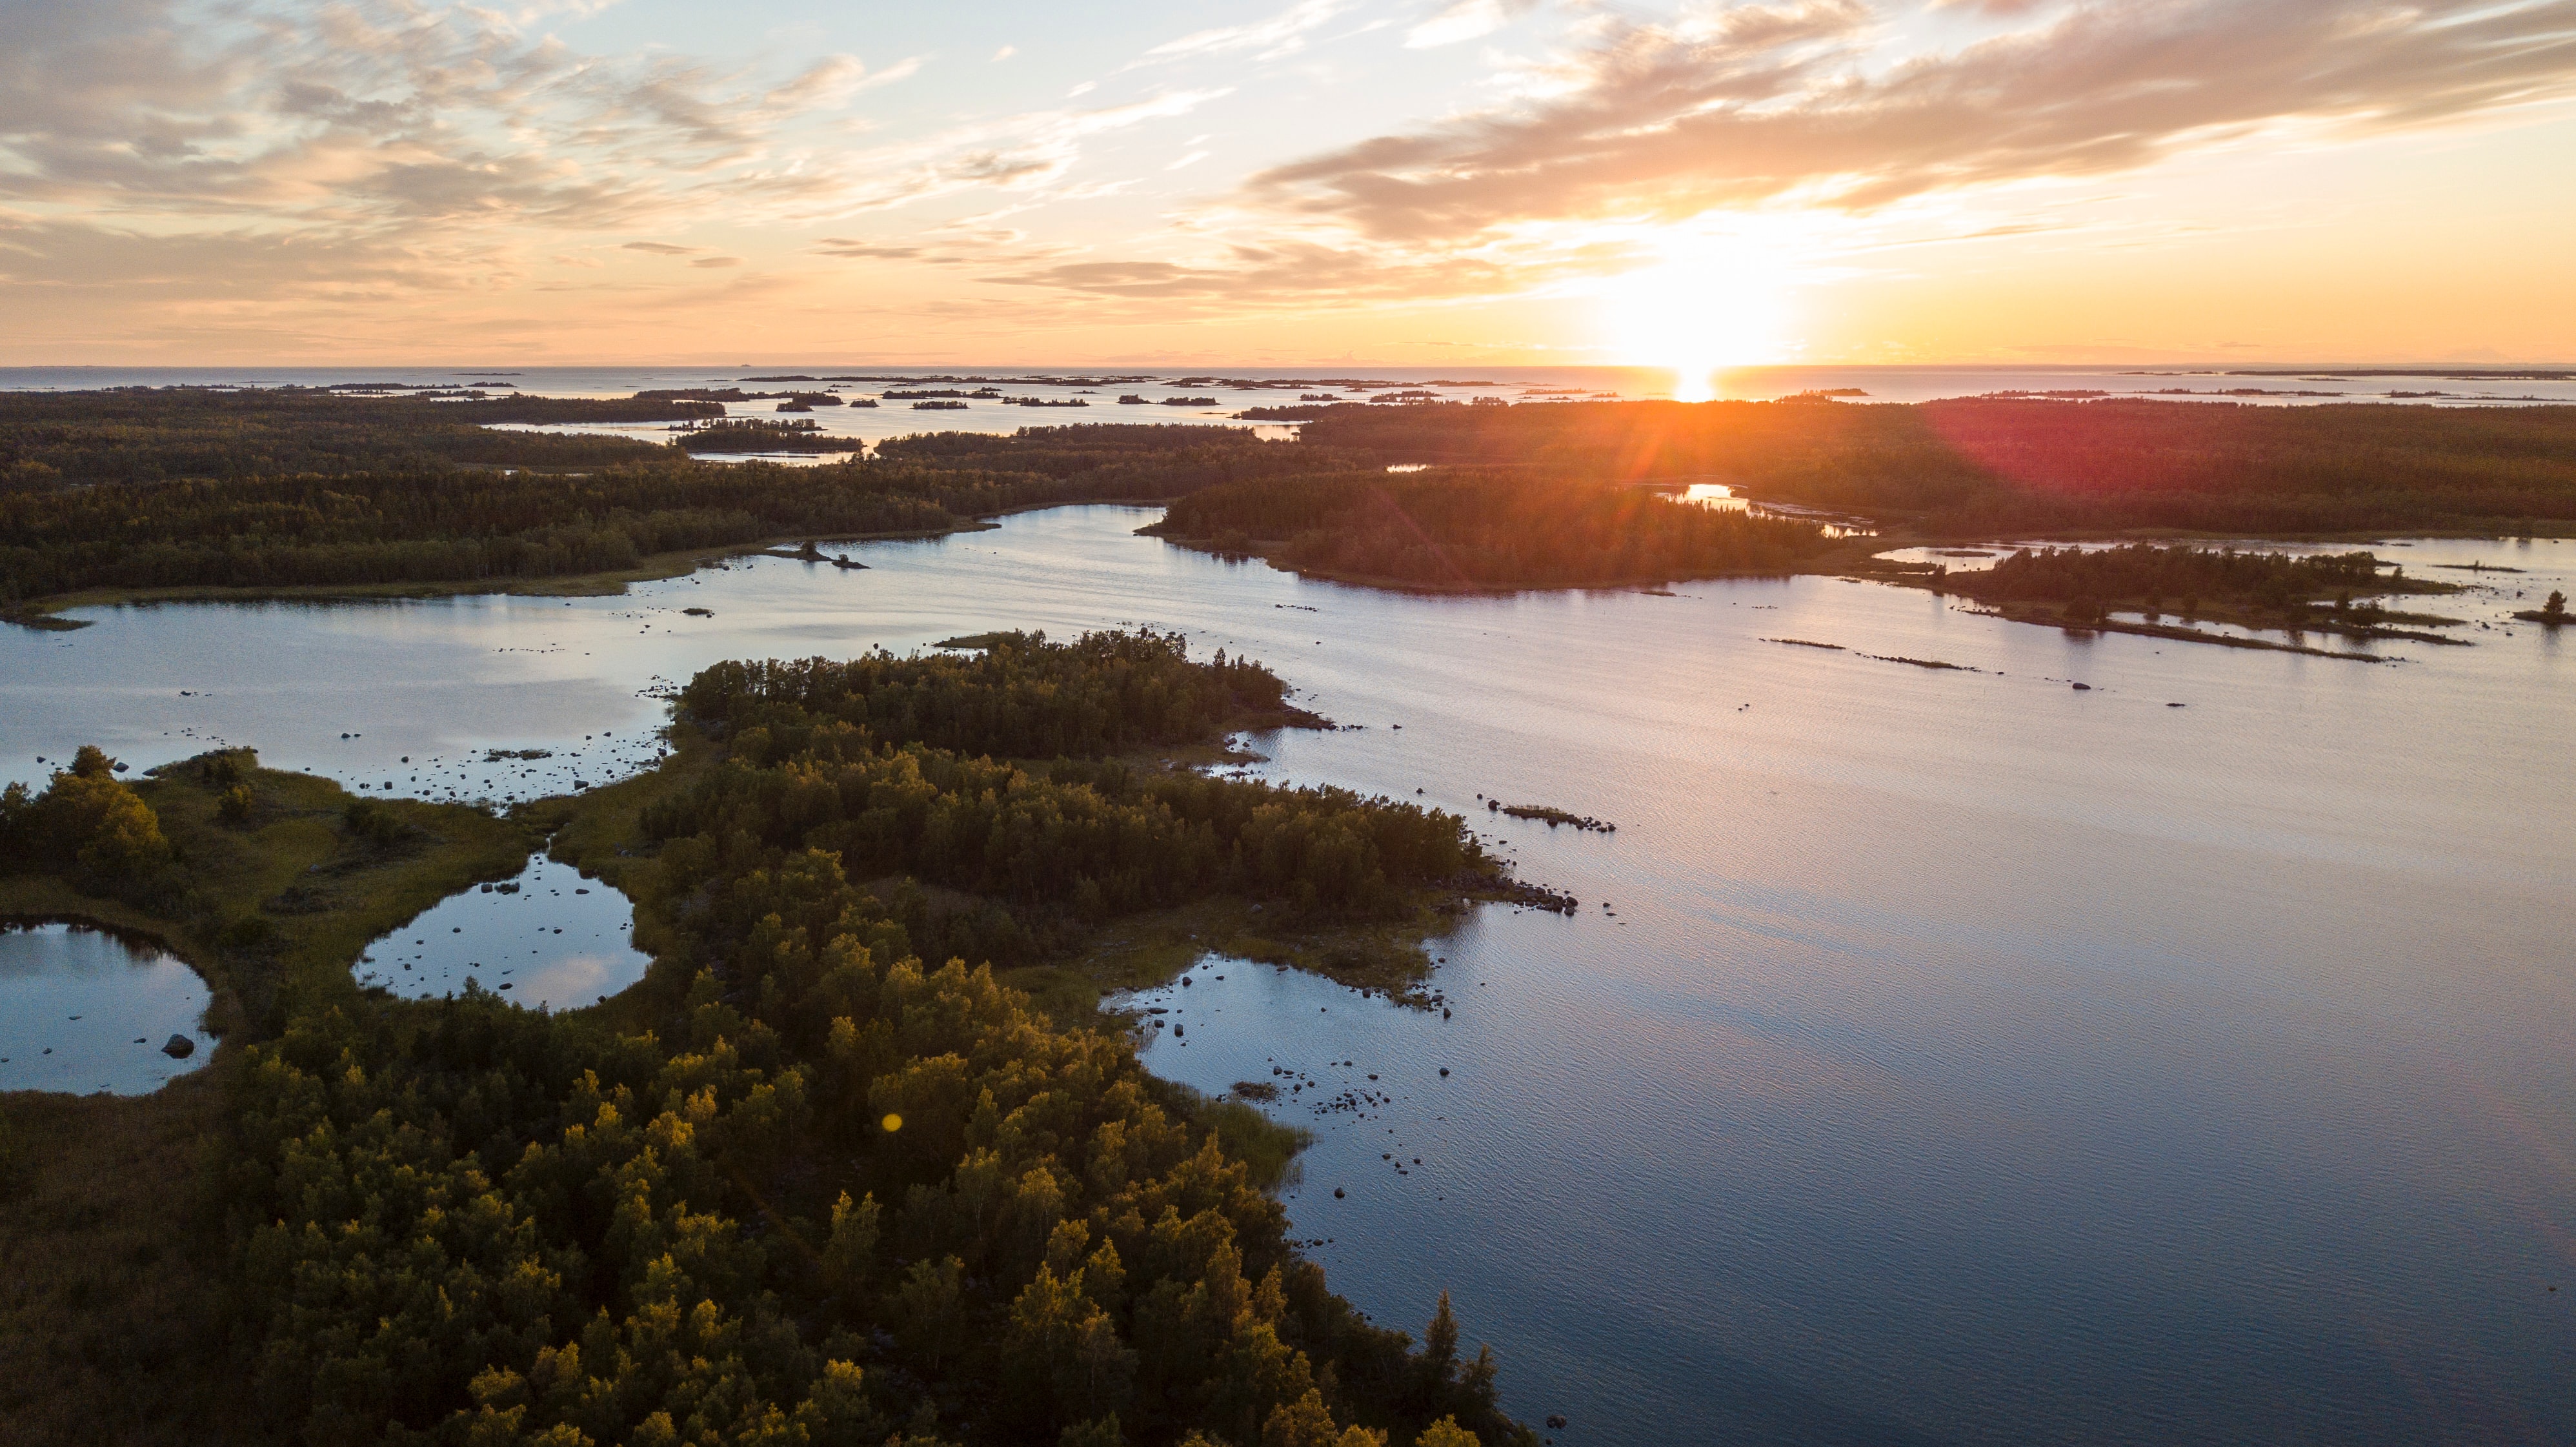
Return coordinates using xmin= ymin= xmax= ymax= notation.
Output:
xmin=1600 ymin=238 xmax=1800 ymax=401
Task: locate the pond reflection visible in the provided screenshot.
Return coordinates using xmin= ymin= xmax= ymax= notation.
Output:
xmin=0 ymin=921 xmax=214 ymax=1095
xmin=362 ymin=853 xmax=646 ymax=1011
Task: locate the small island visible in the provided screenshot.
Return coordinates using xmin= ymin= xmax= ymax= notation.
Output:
xmin=2511 ymin=590 xmax=2570 ymax=624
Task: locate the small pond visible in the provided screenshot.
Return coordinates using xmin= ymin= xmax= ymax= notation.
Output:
xmin=360 ymin=853 xmax=648 ymax=1011
xmin=0 ymin=920 xmax=216 ymax=1095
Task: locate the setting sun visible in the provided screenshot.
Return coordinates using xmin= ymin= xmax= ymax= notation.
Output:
xmin=1601 ymin=241 xmax=1799 ymax=400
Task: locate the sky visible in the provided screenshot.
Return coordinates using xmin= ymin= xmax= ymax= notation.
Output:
xmin=3 ymin=0 xmax=2574 ymax=369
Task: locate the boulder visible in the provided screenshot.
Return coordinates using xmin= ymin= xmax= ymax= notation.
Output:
xmin=161 ymin=1035 xmax=196 ymax=1059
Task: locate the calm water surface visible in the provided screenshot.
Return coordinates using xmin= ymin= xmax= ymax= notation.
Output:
xmin=361 ymin=853 xmax=647 ymax=1011
xmin=0 ymin=922 xmax=214 ymax=1094
xmin=3 ymin=509 xmax=2571 ymax=1443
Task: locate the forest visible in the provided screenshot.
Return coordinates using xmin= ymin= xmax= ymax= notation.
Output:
xmin=11 ymin=388 xmax=2574 ymax=620
xmin=1146 ymin=469 xmax=1835 ymax=589
xmin=1931 ymin=544 xmax=2460 ymax=629
xmin=1272 ymin=398 xmax=2576 ymax=536
xmin=0 ymin=398 xmax=1343 ymax=613
xmin=1 ymin=633 xmax=1533 ymax=1447
xmin=0 ymin=386 xmax=714 ymax=483
xmin=870 ymin=427 xmax=1367 ymax=501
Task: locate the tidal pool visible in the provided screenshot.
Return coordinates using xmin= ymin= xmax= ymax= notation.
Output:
xmin=0 ymin=921 xmax=215 ymax=1094
xmin=362 ymin=853 xmax=647 ymax=1011
xmin=2 ymin=508 xmax=2571 ymax=1444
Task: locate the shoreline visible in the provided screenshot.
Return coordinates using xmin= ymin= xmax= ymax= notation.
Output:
xmin=0 ymin=498 xmax=1204 ymax=631
xmin=0 ymin=521 xmax=1001 ymax=631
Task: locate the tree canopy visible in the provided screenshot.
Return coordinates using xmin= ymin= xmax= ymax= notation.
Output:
xmin=1149 ymin=471 xmax=1832 ymax=589
xmin=192 ymin=631 xmax=1529 ymax=1446
xmin=1274 ymin=398 xmax=2576 ymax=536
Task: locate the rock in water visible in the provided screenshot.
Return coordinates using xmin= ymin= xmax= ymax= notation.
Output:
xmin=161 ymin=1035 xmax=195 ymax=1058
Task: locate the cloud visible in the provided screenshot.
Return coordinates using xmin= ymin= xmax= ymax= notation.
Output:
xmin=814 ymin=239 xmax=923 ymax=260
xmin=992 ymin=45 xmax=1017 ymax=62
xmin=1247 ymin=0 xmax=2576 ymax=242
xmin=1405 ymin=0 xmax=1539 ymax=48
xmin=0 ymin=0 xmax=919 ymax=234
xmin=687 ymin=256 xmax=741 ymax=267
xmin=981 ymin=238 xmax=1551 ymax=309
xmin=811 ymin=88 xmax=1233 ymax=216
xmin=1136 ymin=0 xmax=1357 ymax=65
xmin=813 ymin=226 xmax=1077 ymax=269
xmin=621 ymin=241 xmax=702 ymax=254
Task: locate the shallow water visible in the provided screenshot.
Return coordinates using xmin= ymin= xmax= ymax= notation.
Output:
xmin=0 ymin=922 xmax=215 ymax=1094
xmin=3 ymin=509 xmax=2572 ymax=1442
xmin=361 ymin=853 xmax=647 ymax=1011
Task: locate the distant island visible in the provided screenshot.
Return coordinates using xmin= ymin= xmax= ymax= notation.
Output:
xmin=5 ymin=388 xmax=2570 ymax=653
xmin=1145 ymin=469 xmax=1836 ymax=591
xmin=0 ymin=394 xmax=1363 ymax=627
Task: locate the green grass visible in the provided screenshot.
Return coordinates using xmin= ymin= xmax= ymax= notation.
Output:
xmin=1189 ymin=1093 xmax=1314 ymax=1193
xmin=0 ymin=1076 xmax=253 ymax=1447
xmin=3 ymin=758 xmax=536 ymax=1032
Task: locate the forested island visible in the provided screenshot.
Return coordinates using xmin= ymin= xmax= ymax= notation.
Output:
xmin=1146 ymin=471 xmax=1834 ymax=590
xmin=1253 ymin=397 xmax=2576 ymax=537
xmin=0 ymin=385 xmax=716 ymax=482
xmin=1924 ymin=543 xmax=2468 ymax=645
xmin=0 ymin=632 xmax=1539 ymax=1446
xmin=0 ymin=389 xmax=1363 ymax=625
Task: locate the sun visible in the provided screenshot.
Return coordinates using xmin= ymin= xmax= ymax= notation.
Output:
xmin=1600 ymin=240 xmax=1798 ymax=401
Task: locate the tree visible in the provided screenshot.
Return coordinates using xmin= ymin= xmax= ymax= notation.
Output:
xmin=2546 ymin=590 xmax=2568 ymax=620
xmin=1425 ymin=1292 xmax=1460 ymax=1383
xmin=822 ymin=1191 xmax=879 ymax=1294
xmin=1419 ymin=1419 xmax=1481 ymax=1447
xmin=0 ymin=782 xmax=32 ymax=869
xmin=28 ymin=756 xmax=170 ymax=882
xmin=892 ymin=1256 xmax=969 ymax=1368
xmin=78 ymin=786 xmax=170 ymax=878
xmin=1061 ymin=1417 xmax=1127 ymax=1447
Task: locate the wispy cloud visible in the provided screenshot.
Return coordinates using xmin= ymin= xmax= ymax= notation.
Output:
xmin=812 ymin=88 xmax=1233 ymax=216
xmin=1249 ymin=0 xmax=2576 ymax=243
xmin=1135 ymin=0 xmax=1358 ymax=65
xmin=1405 ymin=0 xmax=1540 ymax=48
xmin=0 ymin=0 xmax=925 ymax=258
